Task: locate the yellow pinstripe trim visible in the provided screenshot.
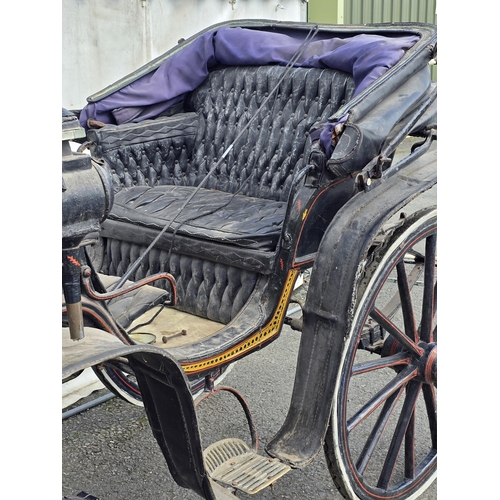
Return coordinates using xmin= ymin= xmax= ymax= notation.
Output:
xmin=181 ymin=269 xmax=298 ymax=374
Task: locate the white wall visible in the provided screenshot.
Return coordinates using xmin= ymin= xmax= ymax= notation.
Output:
xmin=63 ymin=0 xmax=307 ymax=110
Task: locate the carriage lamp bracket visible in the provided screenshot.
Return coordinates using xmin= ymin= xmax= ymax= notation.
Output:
xmin=374 ymin=155 xmax=393 ymax=179
xmin=355 ymin=155 xmax=390 ymax=192
xmin=355 ymin=151 xmax=394 ymax=190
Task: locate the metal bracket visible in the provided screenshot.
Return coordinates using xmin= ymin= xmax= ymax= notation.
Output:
xmin=81 ymin=266 xmax=177 ymax=306
xmin=196 ymin=386 xmax=259 ymax=453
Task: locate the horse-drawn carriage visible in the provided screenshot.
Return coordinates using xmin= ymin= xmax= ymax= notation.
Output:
xmin=63 ymin=19 xmax=437 ymax=500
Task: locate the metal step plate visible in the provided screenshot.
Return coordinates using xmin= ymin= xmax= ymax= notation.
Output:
xmin=204 ymin=438 xmax=291 ymax=494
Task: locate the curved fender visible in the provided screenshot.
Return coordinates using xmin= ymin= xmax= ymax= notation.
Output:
xmin=62 ymin=327 xmax=221 ymax=500
xmin=265 ymin=145 xmax=437 ymax=468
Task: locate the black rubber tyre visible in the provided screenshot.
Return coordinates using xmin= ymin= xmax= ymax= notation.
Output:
xmin=92 ymin=360 xmax=233 ymax=406
xmin=62 ymin=306 xmax=146 ymax=406
xmin=92 ymin=359 xmax=233 ymax=406
xmin=93 ymin=360 xmax=144 ymax=406
xmin=324 ymin=207 xmax=437 ymax=500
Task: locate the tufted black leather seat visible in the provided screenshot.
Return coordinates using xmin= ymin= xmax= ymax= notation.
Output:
xmin=89 ymin=65 xmax=355 ymax=321
xmin=91 ymin=66 xmax=354 ymax=245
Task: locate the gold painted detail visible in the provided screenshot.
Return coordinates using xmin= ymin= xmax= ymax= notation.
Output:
xmin=181 ymin=269 xmax=298 ymax=374
xmin=302 ymin=209 xmax=308 ymax=221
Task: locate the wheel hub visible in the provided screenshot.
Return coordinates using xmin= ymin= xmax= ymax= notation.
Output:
xmin=417 ymin=342 xmax=437 ymax=386
xmin=381 ymin=337 xmax=437 ymax=386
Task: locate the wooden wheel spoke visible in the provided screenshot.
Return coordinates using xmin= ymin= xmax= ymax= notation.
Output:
xmin=352 ymin=352 xmax=410 ymax=376
xmin=347 ymin=365 xmax=418 ymax=433
xmin=423 ymin=384 xmax=437 ymax=449
xmin=356 ymin=387 xmax=404 ymax=474
xmin=420 ymin=234 xmax=437 ymax=343
xmin=381 ymin=263 xmax=424 ymax=320
xmin=405 ymin=411 xmax=416 ymax=479
xmin=396 ymin=261 xmax=418 ymax=342
xmin=377 ymin=380 xmax=422 ymax=489
xmin=430 ymin=283 xmax=437 ymax=342
xmin=370 ymin=308 xmax=423 ymax=357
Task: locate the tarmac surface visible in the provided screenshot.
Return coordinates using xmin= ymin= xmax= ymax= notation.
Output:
xmin=62 ymin=138 xmax=437 ymax=500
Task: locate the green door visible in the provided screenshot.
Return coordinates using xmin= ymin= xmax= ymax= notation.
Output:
xmin=307 ymin=0 xmax=437 ymax=24
xmin=307 ymin=0 xmax=344 ymax=24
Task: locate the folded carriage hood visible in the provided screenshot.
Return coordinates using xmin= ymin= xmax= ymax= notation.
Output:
xmin=323 ymin=23 xmax=436 ymax=178
xmin=79 ymin=21 xmax=437 ymax=153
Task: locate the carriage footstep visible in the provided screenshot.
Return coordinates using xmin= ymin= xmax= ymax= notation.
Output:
xmin=204 ymin=438 xmax=291 ymax=494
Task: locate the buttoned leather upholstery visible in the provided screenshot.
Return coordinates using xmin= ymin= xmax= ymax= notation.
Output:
xmin=89 ymin=65 xmax=355 ymax=321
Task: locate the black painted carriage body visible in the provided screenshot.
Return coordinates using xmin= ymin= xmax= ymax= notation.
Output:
xmin=62 ymin=20 xmax=437 ymax=500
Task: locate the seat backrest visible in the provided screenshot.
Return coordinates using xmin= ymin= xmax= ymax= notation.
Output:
xmin=88 ymin=65 xmax=355 ymax=199
xmin=185 ymin=65 xmax=355 ymax=201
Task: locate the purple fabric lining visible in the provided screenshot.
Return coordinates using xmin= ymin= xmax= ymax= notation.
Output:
xmin=319 ymin=116 xmax=349 ymax=157
xmin=80 ymin=26 xmax=418 ymax=147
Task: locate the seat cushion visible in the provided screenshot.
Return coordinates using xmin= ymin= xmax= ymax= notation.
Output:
xmin=107 ymin=185 xmax=287 ymax=251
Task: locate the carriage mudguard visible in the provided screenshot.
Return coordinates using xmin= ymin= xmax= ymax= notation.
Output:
xmin=62 ymin=328 xmax=227 ymax=500
xmin=265 ymin=142 xmax=437 ymax=468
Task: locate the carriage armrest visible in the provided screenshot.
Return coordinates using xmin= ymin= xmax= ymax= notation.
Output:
xmin=87 ymin=113 xmax=198 ymax=155
xmin=87 ymin=113 xmax=199 ymax=190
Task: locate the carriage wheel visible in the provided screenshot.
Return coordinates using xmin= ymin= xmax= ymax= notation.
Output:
xmin=92 ymin=358 xmax=233 ymax=406
xmin=324 ymin=207 xmax=437 ymax=500
xmin=93 ymin=360 xmax=144 ymax=406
